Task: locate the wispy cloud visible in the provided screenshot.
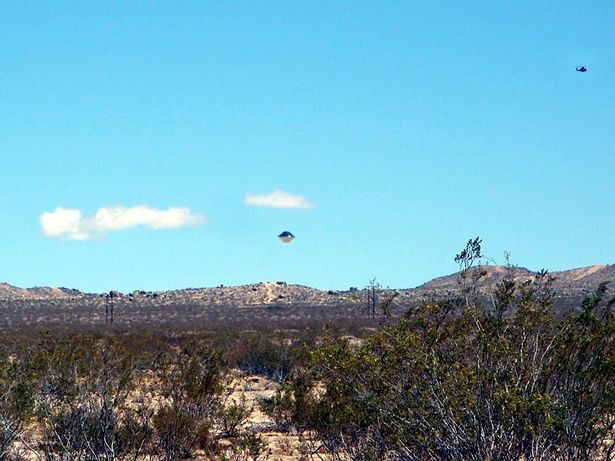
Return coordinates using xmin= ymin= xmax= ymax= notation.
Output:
xmin=245 ymin=190 xmax=315 ymax=209
xmin=41 ymin=206 xmax=204 ymax=240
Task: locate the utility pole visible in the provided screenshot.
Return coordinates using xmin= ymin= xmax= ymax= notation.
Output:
xmin=105 ymin=293 xmax=115 ymax=325
xmin=366 ymin=278 xmax=378 ymax=319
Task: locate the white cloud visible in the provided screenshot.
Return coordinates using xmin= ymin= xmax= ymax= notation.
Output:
xmin=41 ymin=206 xmax=204 ymax=240
xmin=92 ymin=206 xmax=203 ymax=230
xmin=245 ymin=190 xmax=315 ymax=209
xmin=40 ymin=208 xmax=90 ymax=241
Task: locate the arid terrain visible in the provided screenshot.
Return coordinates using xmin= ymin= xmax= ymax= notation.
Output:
xmin=1 ymin=263 xmax=613 ymax=460
xmin=0 ymin=264 xmax=613 ymax=328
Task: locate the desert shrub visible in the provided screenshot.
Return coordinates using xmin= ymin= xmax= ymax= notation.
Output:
xmin=0 ymin=345 xmax=36 ymax=461
xmin=264 ymin=241 xmax=615 ymax=460
xmin=34 ymin=336 xmax=147 ymax=460
xmin=220 ymin=432 xmax=270 ymax=461
xmin=0 ymin=326 xmax=312 ymax=459
xmin=259 ymin=368 xmax=315 ymax=434
xmin=150 ymin=344 xmax=227 ymax=460
xmin=221 ymin=395 xmax=253 ymax=438
xmin=234 ymin=337 xmax=297 ymax=382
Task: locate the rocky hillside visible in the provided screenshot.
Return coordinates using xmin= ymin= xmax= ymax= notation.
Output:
xmin=1 ymin=264 xmax=613 ymax=308
xmin=0 ymin=283 xmax=85 ymax=300
xmin=417 ymin=264 xmax=615 ymax=297
xmin=126 ymin=282 xmax=363 ymax=308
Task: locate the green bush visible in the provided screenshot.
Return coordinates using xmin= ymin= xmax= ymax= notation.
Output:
xmin=151 ymin=344 xmax=227 ymax=460
xmin=263 ymin=241 xmax=614 ymax=461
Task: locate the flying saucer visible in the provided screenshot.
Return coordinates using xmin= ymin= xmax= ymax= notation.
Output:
xmin=278 ymin=231 xmax=295 ymax=243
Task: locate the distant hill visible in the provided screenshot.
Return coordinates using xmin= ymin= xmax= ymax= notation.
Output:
xmin=417 ymin=265 xmax=537 ymax=291
xmin=418 ymin=263 xmax=615 ymax=292
xmin=1 ymin=264 xmax=613 ymax=328
xmin=1 ymin=264 xmax=613 ymax=306
xmin=0 ymin=283 xmax=85 ymax=300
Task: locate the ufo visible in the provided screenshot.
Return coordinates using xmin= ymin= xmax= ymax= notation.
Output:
xmin=278 ymin=231 xmax=295 ymax=243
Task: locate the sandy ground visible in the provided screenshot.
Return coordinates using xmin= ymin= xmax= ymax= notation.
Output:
xmin=225 ymin=373 xmax=307 ymax=460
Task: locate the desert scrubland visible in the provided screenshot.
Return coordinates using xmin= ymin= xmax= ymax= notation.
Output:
xmin=1 ymin=250 xmax=613 ymax=459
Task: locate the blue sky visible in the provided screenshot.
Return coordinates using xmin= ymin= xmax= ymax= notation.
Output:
xmin=1 ymin=1 xmax=613 ymax=293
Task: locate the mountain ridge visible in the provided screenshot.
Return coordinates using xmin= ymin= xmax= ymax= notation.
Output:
xmin=2 ymin=263 xmax=613 ymax=303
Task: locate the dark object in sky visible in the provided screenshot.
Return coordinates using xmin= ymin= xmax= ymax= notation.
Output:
xmin=576 ymin=66 xmax=588 ymax=72
xmin=278 ymin=231 xmax=295 ymax=243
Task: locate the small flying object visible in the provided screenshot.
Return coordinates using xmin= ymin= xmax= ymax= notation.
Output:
xmin=278 ymin=231 xmax=295 ymax=243
xmin=576 ymin=66 xmax=588 ymax=72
